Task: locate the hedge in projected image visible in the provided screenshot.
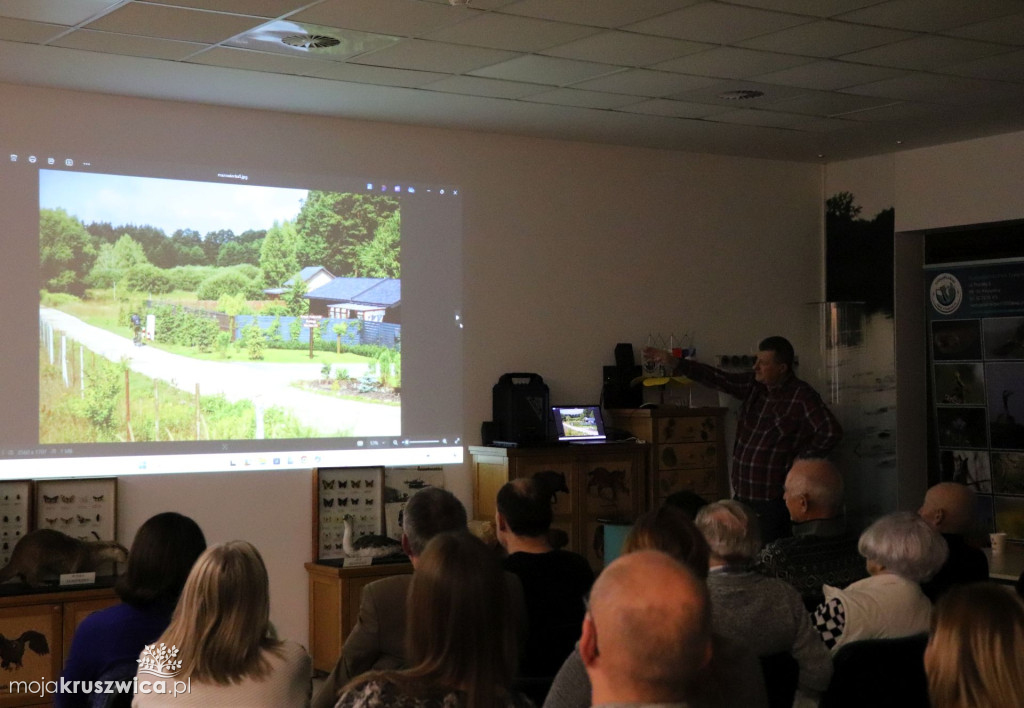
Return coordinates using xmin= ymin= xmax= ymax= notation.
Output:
xmin=38 ymin=171 xmax=402 ymax=445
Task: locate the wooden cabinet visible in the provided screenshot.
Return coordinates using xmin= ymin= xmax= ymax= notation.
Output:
xmin=304 ymin=561 xmax=412 ymax=675
xmin=0 ymin=584 xmax=118 ymax=707
xmin=608 ymin=407 xmax=729 ymax=507
xmin=469 ymin=442 xmax=648 ymax=572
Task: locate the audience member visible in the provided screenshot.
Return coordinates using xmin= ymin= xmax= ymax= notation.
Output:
xmin=758 ymin=459 xmax=867 ymax=610
xmin=335 ymin=532 xmax=529 ymax=708
xmin=57 ymin=512 xmax=206 ymax=708
xmin=917 ymin=482 xmax=988 ymax=601
xmin=696 ymin=500 xmax=832 ymax=705
xmin=314 ymin=487 xmax=524 ymax=708
xmin=545 ymin=505 xmax=769 ymax=708
xmin=582 ymin=550 xmax=712 ymax=706
xmin=496 ymin=478 xmax=594 ymax=679
xmin=925 ymin=582 xmax=1024 ymax=708
xmin=134 ymin=540 xmax=311 ymax=706
xmin=813 ymin=512 xmax=947 ymax=654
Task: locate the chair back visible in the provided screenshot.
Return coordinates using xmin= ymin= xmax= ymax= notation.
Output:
xmin=89 ymin=661 xmax=138 ymax=708
xmin=759 ymin=652 xmax=799 ymax=708
xmin=821 ymin=633 xmax=930 ymax=708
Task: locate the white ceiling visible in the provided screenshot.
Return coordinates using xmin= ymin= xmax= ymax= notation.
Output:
xmin=3 ymin=0 xmax=1024 ymax=162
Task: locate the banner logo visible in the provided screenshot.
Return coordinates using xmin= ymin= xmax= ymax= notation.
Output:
xmin=930 ymin=273 xmax=963 ymax=315
xmin=137 ymin=644 xmax=183 ymax=678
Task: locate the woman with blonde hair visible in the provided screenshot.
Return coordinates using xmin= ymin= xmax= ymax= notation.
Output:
xmin=336 ymin=531 xmax=528 ymax=708
xmin=133 ymin=540 xmax=310 ymax=706
xmin=925 ymin=582 xmax=1024 ymax=708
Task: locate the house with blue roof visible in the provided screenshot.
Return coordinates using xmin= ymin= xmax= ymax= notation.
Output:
xmin=263 ymin=266 xmax=335 ymax=299
xmin=305 ymin=277 xmax=401 ymax=323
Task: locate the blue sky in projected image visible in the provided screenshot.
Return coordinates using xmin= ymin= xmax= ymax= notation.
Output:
xmin=39 ymin=170 xmax=308 ymax=235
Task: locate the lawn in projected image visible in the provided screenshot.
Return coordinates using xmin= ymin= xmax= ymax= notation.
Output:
xmin=38 ymin=170 xmax=401 ymax=444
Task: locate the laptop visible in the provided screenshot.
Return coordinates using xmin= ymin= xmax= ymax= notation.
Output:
xmin=551 ymin=405 xmax=607 ymax=444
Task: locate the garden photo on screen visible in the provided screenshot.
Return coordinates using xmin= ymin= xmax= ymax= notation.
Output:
xmin=39 ymin=170 xmax=402 ymax=444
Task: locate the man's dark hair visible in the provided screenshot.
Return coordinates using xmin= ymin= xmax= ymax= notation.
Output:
xmin=116 ymin=511 xmax=207 ymax=607
xmin=496 ymin=478 xmax=552 ymax=537
xmin=758 ymin=336 xmax=795 ymax=369
xmin=403 ymin=487 xmax=468 ymax=557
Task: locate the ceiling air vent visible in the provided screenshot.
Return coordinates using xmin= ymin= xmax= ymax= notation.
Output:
xmin=281 ymin=34 xmax=341 ymax=50
xmin=718 ymin=89 xmax=765 ymax=100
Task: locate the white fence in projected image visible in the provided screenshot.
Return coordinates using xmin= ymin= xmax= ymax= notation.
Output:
xmin=39 ymin=308 xmax=399 ymax=439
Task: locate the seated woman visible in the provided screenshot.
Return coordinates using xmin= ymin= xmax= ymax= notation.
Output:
xmin=335 ymin=531 xmax=528 ymax=708
xmin=695 ymin=500 xmax=832 ymax=704
xmin=57 ymin=512 xmax=206 ymax=708
xmin=543 ymin=504 xmax=769 ymax=708
xmin=813 ymin=511 xmax=948 ymax=654
xmin=925 ymin=582 xmax=1024 ymax=708
xmin=133 ymin=540 xmax=311 ymax=706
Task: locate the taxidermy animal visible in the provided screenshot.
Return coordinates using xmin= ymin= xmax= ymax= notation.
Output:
xmin=341 ymin=515 xmax=403 ymax=559
xmin=0 ymin=529 xmax=128 ymax=587
xmin=533 ymin=470 xmax=569 ymax=505
xmin=0 ymin=631 xmax=49 ymax=670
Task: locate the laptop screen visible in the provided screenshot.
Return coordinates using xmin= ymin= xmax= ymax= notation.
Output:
xmin=551 ymin=405 xmax=607 ymax=442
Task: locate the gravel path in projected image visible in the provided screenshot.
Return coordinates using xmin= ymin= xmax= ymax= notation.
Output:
xmin=39 ymin=308 xmax=399 ymax=437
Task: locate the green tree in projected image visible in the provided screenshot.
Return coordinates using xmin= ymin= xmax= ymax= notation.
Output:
xmin=294 ymin=191 xmax=401 ymax=278
xmin=40 ymin=208 xmax=97 ymax=296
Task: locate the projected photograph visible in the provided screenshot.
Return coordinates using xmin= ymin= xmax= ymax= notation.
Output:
xmin=933 ymin=363 xmax=985 ymax=406
xmin=38 ymin=170 xmax=402 ymax=444
xmin=983 ymin=316 xmax=1024 ymax=360
xmin=986 ymin=361 xmax=1024 ymax=450
xmin=935 ymin=407 xmax=988 ymax=449
xmin=938 ymin=449 xmax=992 ymax=493
xmin=931 ymin=319 xmax=982 ymax=361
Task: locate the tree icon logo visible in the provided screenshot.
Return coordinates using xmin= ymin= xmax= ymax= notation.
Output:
xmin=137 ymin=643 xmax=183 ymax=678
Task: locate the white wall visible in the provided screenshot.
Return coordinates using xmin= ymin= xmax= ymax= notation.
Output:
xmin=0 ymin=81 xmax=825 ymax=646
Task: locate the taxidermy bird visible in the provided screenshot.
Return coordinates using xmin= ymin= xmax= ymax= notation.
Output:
xmin=341 ymin=515 xmax=403 ymax=559
xmin=0 ymin=630 xmax=49 ymax=669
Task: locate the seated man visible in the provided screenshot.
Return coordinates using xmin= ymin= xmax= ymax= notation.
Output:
xmin=757 ymin=458 xmax=867 ymax=610
xmin=313 ymin=487 xmax=524 ymax=708
xmin=917 ymin=481 xmax=988 ymax=601
xmin=582 ymin=550 xmax=712 ymax=706
xmin=497 ymin=478 xmax=594 ymax=679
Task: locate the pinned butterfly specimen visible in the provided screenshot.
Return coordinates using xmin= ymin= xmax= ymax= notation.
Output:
xmin=337 ymin=498 xmax=349 ymax=506
xmin=351 ymin=498 xmax=361 ymax=506
xmin=323 ymin=544 xmax=331 ymax=551
xmin=322 ymin=480 xmax=335 ymax=490
xmin=61 ymin=517 xmax=73 ymax=524
xmin=365 ymin=480 xmax=375 ymax=488
xmin=323 ymin=498 xmax=335 ymax=508
xmin=337 ymin=480 xmax=349 ymax=489
xmin=45 ymin=518 xmax=57 ymax=525
xmin=351 ymin=480 xmax=362 ymax=489
xmin=61 ymin=495 xmax=76 ymax=503
xmin=43 ymin=495 xmax=58 ymax=504
xmin=93 ymin=495 xmax=104 ymax=502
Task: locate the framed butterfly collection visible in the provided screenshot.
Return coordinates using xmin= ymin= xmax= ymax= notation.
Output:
xmin=0 ymin=480 xmax=32 ymax=567
xmin=313 ymin=467 xmax=384 ymax=562
xmin=35 ymin=477 xmax=118 ymax=543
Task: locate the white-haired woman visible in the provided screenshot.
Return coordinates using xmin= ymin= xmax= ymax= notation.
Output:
xmin=812 ymin=511 xmax=948 ymax=654
xmin=695 ymin=500 xmax=832 ymax=705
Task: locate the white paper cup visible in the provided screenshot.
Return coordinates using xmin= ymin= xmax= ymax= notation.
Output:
xmin=990 ymin=532 xmax=1009 ymax=554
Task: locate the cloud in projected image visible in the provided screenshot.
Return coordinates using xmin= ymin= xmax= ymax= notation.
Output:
xmin=39 ymin=170 xmax=308 ymax=234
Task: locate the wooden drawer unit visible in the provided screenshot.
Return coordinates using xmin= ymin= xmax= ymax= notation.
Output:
xmin=470 ymin=443 xmax=648 ymax=572
xmin=609 ymin=407 xmax=729 ymax=507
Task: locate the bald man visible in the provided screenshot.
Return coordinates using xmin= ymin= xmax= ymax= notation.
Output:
xmin=582 ymin=550 xmax=712 ymax=706
xmin=918 ymin=482 xmax=988 ymax=601
xmin=757 ymin=458 xmax=867 ymax=610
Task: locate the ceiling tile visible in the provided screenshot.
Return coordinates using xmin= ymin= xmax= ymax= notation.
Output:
xmin=792 ymin=117 xmax=860 ymax=132
xmin=0 ymin=17 xmax=66 ymax=43
xmin=625 ymin=3 xmax=812 ymax=44
xmin=944 ymin=13 xmax=1024 ymax=46
xmin=541 ymin=30 xmax=710 ymax=67
xmin=706 ymin=108 xmax=814 ymax=128
xmin=654 ymin=47 xmax=814 ymax=79
xmin=352 ymin=39 xmax=517 ymax=74
xmin=616 ymin=98 xmax=725 ymax=118
xmin=420 ymin=75 xmax=543 ymax=99
xmin=842 ymin=36 xmax=1014 ymax=71
xmin=144 ymin=1 xmax=310 ymax=18
xmin=423 ymin=13 xmax=597 ymax=52
xmin=843 ymin=72 xmax=1015 ymax=103
xmin=941 ymin=50 xmax=1024 ymax=83
xmin=726 ymin=0 xmax=883 ymax=17
xmin=837 ymin=0 xmax=1024 ymax=33
xmin=187 ymin=46 xmax=321 ymax=74
xmin=739 ymin=20 xmax=915 ymax=57
xmin=85 ymin=3 xmax=264 ymax=43
xmin=302 ymin=61 xmax=447 ymax=87
xmin=0 ymin=0 xmax=124 ymax=26
xmin=502 ymin=0 xmax=701 ymax=29
xmin=292 ymin=0 xmax=472 ymax=38
xmin=53 ymin=29 xmax=206 ymax=60
xmin=572 ymin=68 xmax=717 ymax=97
xmin=469 ymin=54 xmax=618 ymax=86
xmin=670 ymin=79 xmax=810 ymax=105
xmin=834 ymin=100 xmax=936 ymax=122
xmin=226 ymin=21 xmax=399 ymax=60
xmin=519 ymin=88 xmax=641 ymax=109
xmin=768 ymin=90 xmax=899 ymax=116
xmin=754 ymin=60 xmax=907 ymax=90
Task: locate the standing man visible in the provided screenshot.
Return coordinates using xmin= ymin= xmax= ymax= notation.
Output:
xmin=645 ymin=336 xmax=842 ymax=542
